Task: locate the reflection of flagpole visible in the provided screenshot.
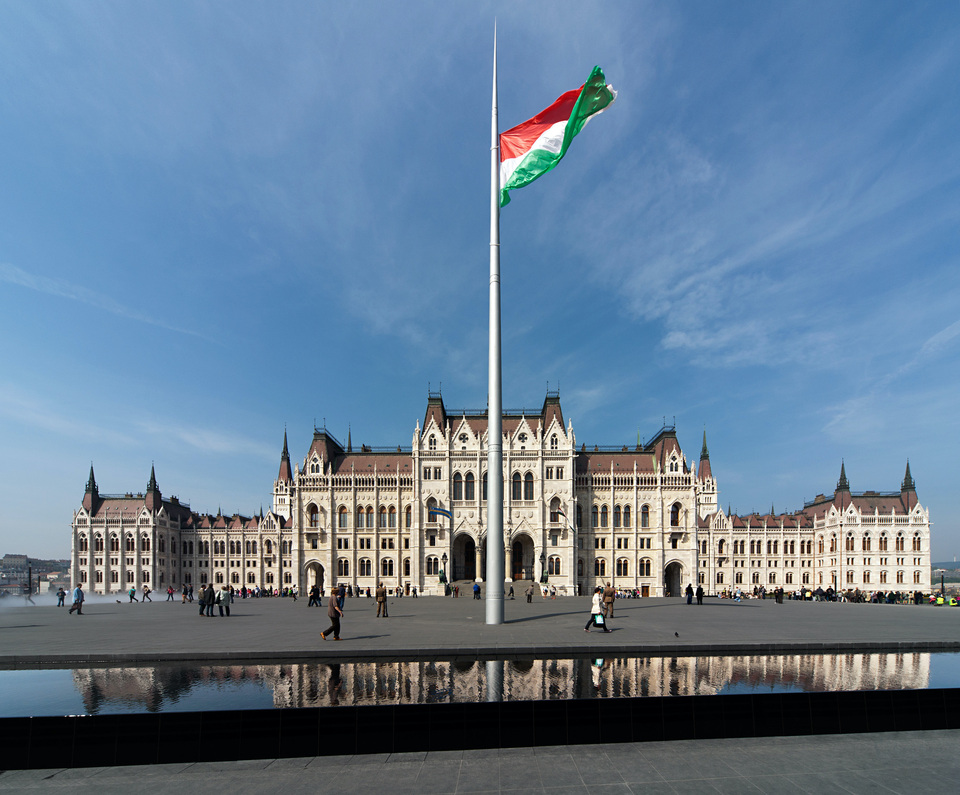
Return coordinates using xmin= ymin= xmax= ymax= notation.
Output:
xmin=486 ymin=27 xmax=504 ymax=625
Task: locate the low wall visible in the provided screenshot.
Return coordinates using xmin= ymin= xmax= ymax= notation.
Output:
xmin=1 ymin=688 xmax=957 ymax=770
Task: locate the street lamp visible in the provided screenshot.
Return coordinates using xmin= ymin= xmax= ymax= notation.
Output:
xmin=441 ymin=552 xmax=448 ymax=594
xmin=540 ymin=552 xmax=547 ymax=584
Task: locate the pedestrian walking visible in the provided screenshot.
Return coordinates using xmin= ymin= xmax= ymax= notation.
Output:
xmin=321 ymin=589 xmax=343 ymax=641
xmin=526 ymin=584 xmax=534 ymax=603
xmin=205 ymin=583 xmax=216 ymax=616
xmin=473 ymin=582 xmax=481 ymax=600
xmin=584 ymin=587 xmax=610 ymax=633
xmin=142 ymin=585 xmax=152 ymax=602
xmin=685 ymin=583 xmax=694 ymax=605
xmin=68 ymin=584 xmax=84 ymax=615
xmin=696 ymin=584 xmax=704 ymax=605
xmin=56 ymin=587 xmax=66 ymax=607
xmin=128 ymin=587 xmax=138 ymax=603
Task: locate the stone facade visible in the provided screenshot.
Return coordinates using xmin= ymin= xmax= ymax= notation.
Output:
xmin=70 ymin=391 xmax=931 ymax=596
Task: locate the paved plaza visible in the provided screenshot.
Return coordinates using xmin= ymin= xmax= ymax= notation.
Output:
xmin=1 ymin=591 xmax=958 ymax=663
xmin=1 ymin=593 xmax=958 ymax=793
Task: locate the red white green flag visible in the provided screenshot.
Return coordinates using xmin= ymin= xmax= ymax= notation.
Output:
xmin=499 ymin=65 xmax=616 ymax=207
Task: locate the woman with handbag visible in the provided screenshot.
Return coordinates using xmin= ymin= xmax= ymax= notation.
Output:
xmin=584 ymin=586 xmax=610 ymax=632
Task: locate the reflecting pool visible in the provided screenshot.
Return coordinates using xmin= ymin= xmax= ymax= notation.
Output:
xmin=1 ymin=651 xmax=957 ymax=717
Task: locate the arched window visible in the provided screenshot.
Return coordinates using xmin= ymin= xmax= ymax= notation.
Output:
xmin=426 ymin=556 xmax=439 ymax=576
xmin=639 ymin=558 xmax=651 ymax=576
xmin=600 ymin=505 xmax=608 ymax=528
xmin=141 ymin=535 xmax=151 ymax=552
xmin=895 ymin=535 xmax=905 ymax=552
xmin=862 ymin=535 xmax=871 ymax=552
xmin=524 ymin=472 xmax=534 ymax=500
xmin=594 ymin=559 xmax=606 ymax=576
xmin=752 ymin=572 xmax=760 ymax=584
xmin=879 ymin=534 xmax=888 ymax=551
xmin=366 ymin=507 xmax=375 ymax=528
xmin=616 ymin=558 xmax=628 ymax=577
xmin=512 ymin=473 xmax=522 ymax=501
xmin=337 ymin=558 xmax=350 ymax=577
xmin=670 ymin=503 xmax=681 ymax=527
xmin=550 ymin=434 xmax=558 ymax=450
xmin=404 ymin=558 xmax=410 ymax=576
xmin=247 ymin=572 xmax=255 ymax=584
xmin=623 ymin=505 xmax=631 ymax=527
xmin=265 ymin=572 xmax=274 ymax=584
xmin=453 ymin=473 xmax=463 ymax=501
xmin=912 ymin=535 xmax=921 ymax=552
xmin=426 ymin=498 xmax=438 ymax=522
xmin=405 ymin=506 xmax=412 ymax=528
xmin=578 ymin=558 xmax=584 ymax=576
xmin=716 ymin=572 xmax=724 ymax=584
xmin=110 ymin=535 xmax=119 ymax=552
xmin=215 ymin=572 xmax=224 ymax=584
xmin=863 ymin=571 xmax=870 ymax=584
xmin=339 ymin=507 xmax=348 ymax=528
xmin=845 ymin=535 xmax=855 ymax=552
xmin=786 ymin=572 xmax=793 ymax=584
xmin=359 ymin=558 xmax=372 ymax=577
xmin=591 ymin=505 xmax=599 ymax=527
xmin=126 ymin=535 xmax=136 ymax=552
xmin=641 ymin=505 xmax=650 ymax=528
xmin=265 ymin=539 xmax=273 ymax=555
xmin=78 ymin=535 xmax=88 ymax=552
xmin=251 ymin=540 xmax=257 ymax=554
xmin=94 ymin=535 xmax=104 ymax=552
xmin=356 ymin=507 xmax=364 ymax=527
xmin=613 ymin=505 xmax=622 ymax=528
xmin=576 ymin=504 xmax=582 ymax=529
xmin=465 ymin=473 xmax=475 ymax=501
xmin=913 ymin=571 xmax=921 ymax=584
xmin=718 ymin=539 xmax=725 ymax=555
xmin=896 ymin=570 xmax=904 ymax=584
xmin=379 ymin=507 xmax=388 ymax=528
xmin=482 ymin=472 xmax=488 ymax=501
xmin=550 ymin=498 xmax=561 ymax=524
xmin=389 ymin=506 xmax=397 ymax=528
xmin=880 ymin=571 xmax=887 ymax=584
xmin=429 ymin=435 xmax=437 ymax=451
xmin=802 ymin=572 xmax=810 ymax=584
xmin=817 ymin=537 xmax=824 ymax=554
xmin=309 ymin=505 xmax=320 ymax=528
xmin=735 ymin=572 xmax=742 ymax=584
xmin=381 ymin=558 xmax=394 ymax=577
xmin=549 ymin=556 xmax=561 ymax=576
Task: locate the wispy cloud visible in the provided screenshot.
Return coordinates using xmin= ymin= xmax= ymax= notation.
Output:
xmin=0 ymin=263 xmax=213 ymax=341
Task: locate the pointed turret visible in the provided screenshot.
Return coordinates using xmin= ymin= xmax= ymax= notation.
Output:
xmin=277 ymin=430 xmax=293 ymax=482
xmin=82 ymin=464 xmax=100 ymax=512
xmin=697 ymin=429 xmax=712 ymax=481
xmin=347 ymin=425 xmax=352 ymax=453
xmin=145 ymin=464 xmax=162 ymax=512
xmin=834 ymin=460 xmax=850 ymax=511
xmin=901 ymin=459 xmax=917 ymax=510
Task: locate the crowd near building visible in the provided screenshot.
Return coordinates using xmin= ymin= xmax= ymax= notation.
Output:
xmin=71 ymin=390 xmax=931 ymax=597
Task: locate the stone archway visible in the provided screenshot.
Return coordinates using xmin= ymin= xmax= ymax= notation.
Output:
xmin=304 ymin=561 xmax=325 ymax=593
xmin=664 ymin=561 xmax=682 ymax=597
xmin=453 ymin=534 xmax=477 ymax=581
xmin=510 ymin=533 xmax=535 ymax=581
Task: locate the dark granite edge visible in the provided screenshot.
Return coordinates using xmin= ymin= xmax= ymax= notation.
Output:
xmin=2 ymin=639 xmax=958 ymax=666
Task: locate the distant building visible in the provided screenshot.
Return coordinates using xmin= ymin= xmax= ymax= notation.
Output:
xmin=70 ymin=390 xmax=932 ymax=596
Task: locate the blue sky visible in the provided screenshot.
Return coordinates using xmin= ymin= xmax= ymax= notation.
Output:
xmin=1 ymin=2 xmax=958 ymax=561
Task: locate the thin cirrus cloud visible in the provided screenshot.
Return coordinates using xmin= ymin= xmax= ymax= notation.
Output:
xmin=0 ymin=263 xmax=213 ymax=341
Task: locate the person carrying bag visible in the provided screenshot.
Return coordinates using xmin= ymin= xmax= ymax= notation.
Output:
xmin=584 ymin=586 xmax=610 ymax=633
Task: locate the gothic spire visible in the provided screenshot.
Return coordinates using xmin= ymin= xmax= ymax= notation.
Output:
xmin=85 ymin=464 xmax=98 ymax=495
xmin=147 ymin=464 xmax=159 ymax=493
xmin=836 ymin=460 xmax=850 ymax=492
xmin=700 ymin=429 xmax=710 ymax=460
xmin=901 ymin=460 xmax=915 ymax=491
xmin=277 ymin=429 xmax=293 ymax=482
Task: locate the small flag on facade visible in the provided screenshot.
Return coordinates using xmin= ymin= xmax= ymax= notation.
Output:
xmin=429 ymin=506 xmax=453 ymax=520
xmin=499 ymin=65 xmax=616 ymax=207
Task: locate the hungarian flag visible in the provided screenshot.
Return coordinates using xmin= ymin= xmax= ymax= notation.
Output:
xmin=499 ymin=65 xmax=616 ymax=207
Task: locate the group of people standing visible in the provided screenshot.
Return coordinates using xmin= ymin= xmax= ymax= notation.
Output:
xmin=196 ymin=583 xmax=232 ymax=617
xmin=684 ymin=583 xmax=705 ymax=605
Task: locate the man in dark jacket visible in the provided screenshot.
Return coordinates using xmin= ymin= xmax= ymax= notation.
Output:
xmin=321 ymin=590 xmax=343 ymax=640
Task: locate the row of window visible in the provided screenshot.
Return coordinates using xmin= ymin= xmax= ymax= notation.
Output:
xmin=708 ymin=570 xmax=924 ymax=586
xmin=429 ymin=433 xmax=562 ymax=451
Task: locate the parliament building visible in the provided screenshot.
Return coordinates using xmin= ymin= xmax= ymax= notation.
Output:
xmin=71 ymin=390 xmax=931 ymax=596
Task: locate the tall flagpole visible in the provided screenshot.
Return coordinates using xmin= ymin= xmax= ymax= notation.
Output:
xmin=486 ymin=26 xmax=504 ymax=625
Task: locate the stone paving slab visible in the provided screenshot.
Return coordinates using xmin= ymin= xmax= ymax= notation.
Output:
xmin=1 ymin=594 xmax=958 ymax=663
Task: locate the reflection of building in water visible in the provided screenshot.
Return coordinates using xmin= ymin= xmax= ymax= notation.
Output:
xmin=68 ymin=653 xmax=932 ymax=713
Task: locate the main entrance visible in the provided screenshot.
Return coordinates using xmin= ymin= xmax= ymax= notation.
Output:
xmin=664 ymin=561 xmax=682 ymax=597
xmin=510 ymin=534 xmax=535 ymax=581
xmin=304 ymin=562 xmax=324 ymax=593
xmin=453 ymin=535 xmax=477 ymax=581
